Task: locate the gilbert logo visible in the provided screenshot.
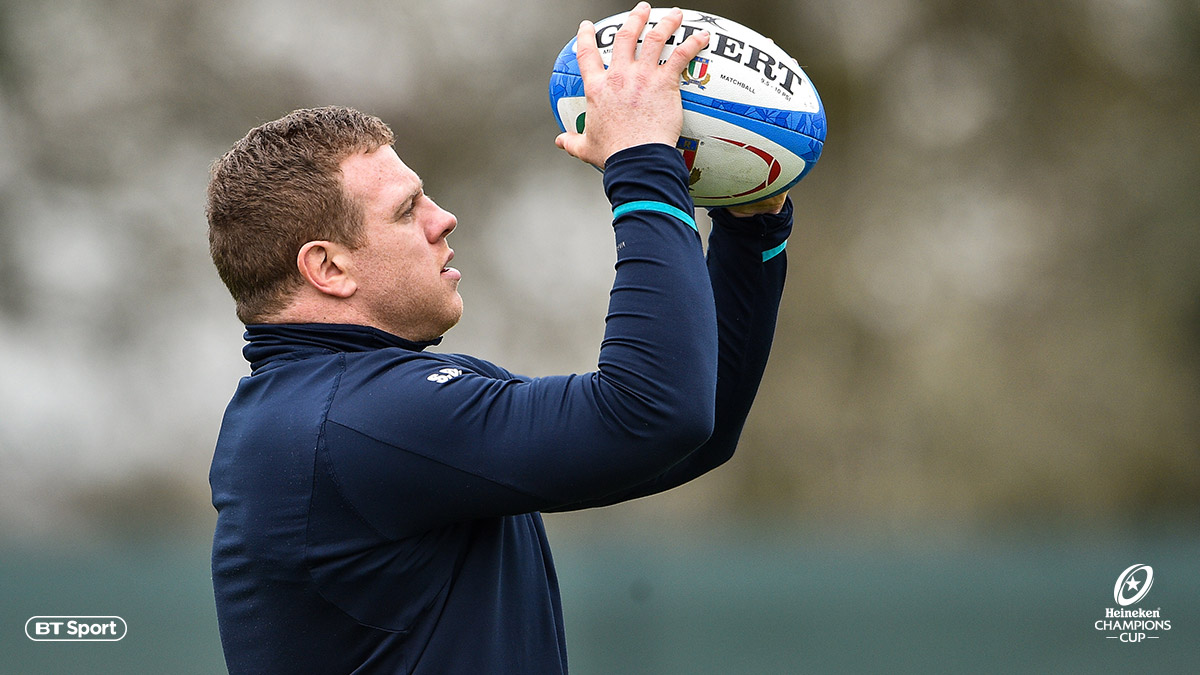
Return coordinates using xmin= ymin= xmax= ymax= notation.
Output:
xmin=26 ymin=616 xmax=127 ymax=642
xmin=1114 ymin=564 xmax=1153 ymax=606
xmin=1094 ymin=564 xmax=1170 ymax=643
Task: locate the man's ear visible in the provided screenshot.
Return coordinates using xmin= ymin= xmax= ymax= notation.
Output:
xmin=297 ymin=241 xmax=357 ymax=299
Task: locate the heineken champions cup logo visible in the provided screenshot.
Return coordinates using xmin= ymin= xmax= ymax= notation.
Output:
xmin=1095 ymin=564 xmax=1171 ymax=643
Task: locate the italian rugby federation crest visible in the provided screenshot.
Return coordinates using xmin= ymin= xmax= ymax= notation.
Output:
xmin=683 ymin=57 xmax=711 ymax=88
xmin=675 ymin=136 xmax=703 ymax=186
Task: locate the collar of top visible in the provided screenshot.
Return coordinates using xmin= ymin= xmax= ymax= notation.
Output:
xmin=242 ymin=323 xmax=442 ymax=373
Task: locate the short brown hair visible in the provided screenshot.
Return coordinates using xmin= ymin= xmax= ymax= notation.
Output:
xmin=207 ymin=106 xmax=395 ymax=323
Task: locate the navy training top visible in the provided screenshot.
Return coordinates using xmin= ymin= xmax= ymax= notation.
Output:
xmin=210 ymin=143 xmax=793 ymax=674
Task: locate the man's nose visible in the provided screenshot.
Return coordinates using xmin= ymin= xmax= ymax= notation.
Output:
xmin=429 ymin=201 xmax=457 ymax=241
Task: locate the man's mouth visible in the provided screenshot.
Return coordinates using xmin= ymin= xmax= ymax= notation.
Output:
xmin=441 ymin=250 xmax=461 ymax=280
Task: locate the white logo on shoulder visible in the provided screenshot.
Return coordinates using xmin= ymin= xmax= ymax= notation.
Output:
xmin=426 ymin=367 xmax=463 ymax=384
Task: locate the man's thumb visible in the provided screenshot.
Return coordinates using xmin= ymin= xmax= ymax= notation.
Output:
xmin=555 ymin=131 xmax=600 ymax=169
xmin=555 ymin=131 xmax=579 ymax=154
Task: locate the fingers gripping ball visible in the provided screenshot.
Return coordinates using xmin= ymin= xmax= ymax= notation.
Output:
xmin=550 ymin=8 xmax=827 ymax=207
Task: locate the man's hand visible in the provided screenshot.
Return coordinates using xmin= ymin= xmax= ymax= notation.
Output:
xmin=723 ymin=191 xmax=789 ymax=218
xmin=555 ymin=3 xmax=710 ymax=169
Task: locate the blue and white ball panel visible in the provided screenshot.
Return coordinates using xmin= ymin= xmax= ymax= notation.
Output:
xmin=682 ymin=90 xmax=826 ymax=145
xmin=549 ymin=9 xmax=826 ymax=206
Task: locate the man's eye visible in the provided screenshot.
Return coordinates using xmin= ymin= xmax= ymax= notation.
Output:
xmin=402 ymin=193 xmax=426 ymax=219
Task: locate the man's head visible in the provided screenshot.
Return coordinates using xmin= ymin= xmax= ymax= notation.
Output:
xmin=207 ymin=106 xmax=462 ymax=340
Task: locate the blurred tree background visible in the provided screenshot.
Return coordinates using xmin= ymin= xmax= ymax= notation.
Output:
xmin=1 ymin=0 xmax=1194 ymax=538
xmin=0 ymin=0 xmax=1197 ymax=671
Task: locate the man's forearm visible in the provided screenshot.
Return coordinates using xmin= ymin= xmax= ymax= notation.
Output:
xmin=546 ymin=198 xmax=793 ymax=511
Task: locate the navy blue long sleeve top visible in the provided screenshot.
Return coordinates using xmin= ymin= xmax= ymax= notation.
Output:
xmin=210 ymin=143 xmax=792 ymax=674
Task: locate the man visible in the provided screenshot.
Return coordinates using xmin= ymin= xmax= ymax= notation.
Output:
xmin=207 ymin=4 xmax=793 ymax=673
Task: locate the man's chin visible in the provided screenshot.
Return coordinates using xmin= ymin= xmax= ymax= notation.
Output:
xmin=430 ymin=297 xmax=464 ymax=338
xmin=444 ymin=300 xmax=464 ymax=333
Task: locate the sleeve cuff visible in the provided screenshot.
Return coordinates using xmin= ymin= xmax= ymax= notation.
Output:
xmin=709 ymin=197 xmax=794 ymax=260
xmin=602 ymin=143 xmax=694 ymax=216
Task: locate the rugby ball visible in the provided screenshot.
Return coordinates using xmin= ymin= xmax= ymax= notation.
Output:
xmin=549 ymin=8 xmax=826 ymax=207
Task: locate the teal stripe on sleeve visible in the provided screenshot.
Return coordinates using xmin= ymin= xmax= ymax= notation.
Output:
xmin=612 ymin=200 xmax=697 ymax=232
xmin=762 ymin=240 xmax=788 ymax=262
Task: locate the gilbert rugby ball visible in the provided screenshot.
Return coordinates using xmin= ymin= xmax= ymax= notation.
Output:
xmin=549 ymin=8 xmax=826 ymax=207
